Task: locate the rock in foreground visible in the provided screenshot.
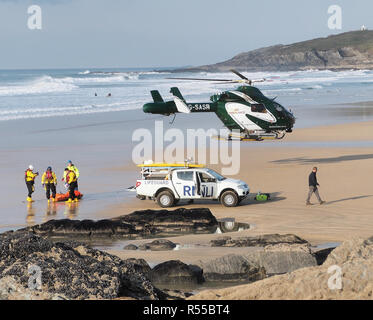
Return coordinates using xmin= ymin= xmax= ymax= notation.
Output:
xmin=23 ymin=208 xmax=218 ymax=239
xmin=118 ymin=208 xmax=218 ymax=236
xmin=0 ymin=276 xmax=67 ymax=300
xmin=0 ymin=231 xmax=162 ymax=300
xmin=189 ymin=236 xmax=373 ymax=300
xmin=138 ymin=239 xmax=177 ymax=251
xmin=198 ymin=243 xmax=317 ymax=281
xmin=245 ymin=243 xmax=318 ymax=275
xmin=211 ymin=234 xmax=308 ymax=247
xmin=148 ymin=260 xmax=203 ymax=286
xmin=199 ymin=254 xmax=266 ymax=282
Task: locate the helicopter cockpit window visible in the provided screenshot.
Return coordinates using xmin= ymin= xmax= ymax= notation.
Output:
xmin=251 ymin=104 xmax=267 ymax=113
xmin=275 ymin=105 xmax=283 ymax=112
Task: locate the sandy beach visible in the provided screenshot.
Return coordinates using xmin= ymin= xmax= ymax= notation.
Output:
xmin=1 ymin=100 xmax=373 ymax=293
xmin=99 ymin=119 xmax=373 ymax=265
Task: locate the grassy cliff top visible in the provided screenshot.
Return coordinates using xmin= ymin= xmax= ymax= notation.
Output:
xmin=276 ymin=30 xmax=373 ymax=54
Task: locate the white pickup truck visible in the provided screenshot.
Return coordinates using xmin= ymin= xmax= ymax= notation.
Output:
xmin=135 ymin=164 xmax=250 ymax=208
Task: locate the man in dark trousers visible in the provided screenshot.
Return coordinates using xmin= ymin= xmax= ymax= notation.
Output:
xmin=306 ymin=167 xmax=325 ymax=205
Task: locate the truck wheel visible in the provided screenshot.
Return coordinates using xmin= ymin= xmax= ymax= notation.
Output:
xmin=221 ymin=190 xmax=238 ymax=207
xmin=156 ymin=190 xmax=175 ymax=208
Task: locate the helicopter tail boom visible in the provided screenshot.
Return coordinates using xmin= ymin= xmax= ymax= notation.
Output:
xmin=143 ymin=87 xmax=216 ymax=115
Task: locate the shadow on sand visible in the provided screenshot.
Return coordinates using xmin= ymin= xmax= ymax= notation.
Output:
xmin=271 ymin=154 xmax=373 ymax=165
xmin=240 ymin=192 xmax=286 ymax=206
xmin=324 ymin=195 xmax=373 ymax=205
xmin=173 ymin=192 xmax=286 ymax=208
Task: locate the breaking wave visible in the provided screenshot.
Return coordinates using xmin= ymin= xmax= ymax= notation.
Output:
xmin=0 ymin=76 xmax=78 ymax=96
xmin=0 ymin=102 xmax=139 ymax=121
xmin=0 ymin=73 xmax=141 ymax=97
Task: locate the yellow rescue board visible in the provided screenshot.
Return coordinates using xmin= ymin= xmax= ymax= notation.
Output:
xmin=137 ymin=163 xmax=204 ymax=168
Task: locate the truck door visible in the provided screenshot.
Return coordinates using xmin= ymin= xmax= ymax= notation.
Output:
xmin=197 ymin=171 xmax=217 ymax=198
xmin=173 ymin=170 xmax=199 ymax=199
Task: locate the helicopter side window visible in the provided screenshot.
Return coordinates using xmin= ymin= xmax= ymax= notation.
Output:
xmin=251 ymin=104 xmax=267 ymax=113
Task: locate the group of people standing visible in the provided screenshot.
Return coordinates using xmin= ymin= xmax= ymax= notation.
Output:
xmin=25 ymin=160 xmax=80 ymax=203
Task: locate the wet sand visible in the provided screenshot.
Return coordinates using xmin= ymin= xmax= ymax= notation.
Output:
xmin=101 ymin=120 xmax=373 ymax=264
xmin=2 ymin=109 xmax=373 ymax=266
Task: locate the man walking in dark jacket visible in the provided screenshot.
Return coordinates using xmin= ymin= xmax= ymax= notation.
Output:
xmin=306 ymin=167 xmax=325 ymax=205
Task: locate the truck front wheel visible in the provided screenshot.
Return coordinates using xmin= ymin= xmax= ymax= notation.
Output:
xmin=221 ymin=190 xmax=238 ymax=207
xmin=156 ymin=190 xmax=175 ymax=208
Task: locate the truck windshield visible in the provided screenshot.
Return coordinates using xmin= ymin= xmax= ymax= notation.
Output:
xmin=206 ymin=169 xmax=226 ymax=181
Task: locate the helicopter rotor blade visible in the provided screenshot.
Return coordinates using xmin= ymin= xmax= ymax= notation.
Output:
xmin=166 ymin=77 xmax=233 ymax=82
xmin=212 ymin=80 xmax=250 ymax=85
xmin=253 ymin=78 xmax=266 ymax=83
xmin=230 ymin=69 xmax=249 ymax=80
xmin=166 ymin=74 xmax=266 ymax=86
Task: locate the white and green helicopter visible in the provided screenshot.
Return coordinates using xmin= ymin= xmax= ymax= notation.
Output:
xmin=143 ymin=70 xmax=295 ymax=141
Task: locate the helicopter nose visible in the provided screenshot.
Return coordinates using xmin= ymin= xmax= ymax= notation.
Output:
xmin=287 ymin=113 xmax=295 ymax=129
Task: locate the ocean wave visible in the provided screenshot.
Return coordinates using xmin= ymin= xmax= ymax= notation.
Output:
xmin=0 ymin=73 xmax=141 ymax=97
xmin=305 ymin=85 xmax=323 ymax=90
xmin=0 ymin=102 xmax=140 ymax=121
xmin=0 ymin=75 xmax=78 ymax=96
xmin=78 ymin=70 xmax=91 ymax=75
xmin=81 ymin=71 xmax=142 ymax=80
xmin=61 ymin=75 xmax=132 ymax=84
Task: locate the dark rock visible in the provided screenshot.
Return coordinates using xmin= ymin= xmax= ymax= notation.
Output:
xmin=312 ymin=247 xmax=337 ymax=265
xmin=124 ymin=244 xmax=138 ymax=250
xmin=0 ymin=276 xmax=67 ymax=300
xmin=22 ymin=208 xmax=218 ymax=239
xmin=0 ymin=231 xmax=161 ymax=300
xmin=118 ymin=208 xmax=218 ymax=236
xmin=211 ymin=234 xmax=309 ymax=247
xmin=244 ymin=244 xmax=318 ymax=275
xmin=124 ymin=258 xmax=152 ymax=275
xmin=161 ymin=289 xmax=194 ymax=300
xmin=139 ymin=239 xmax=177 ymax=251
xmin=21 ymin=218 xmax=138 ymax=238
xmin=199 ymin=255 xmax=266 ymax=282
xmin=148 ymin=260 xmax=203 ymax=285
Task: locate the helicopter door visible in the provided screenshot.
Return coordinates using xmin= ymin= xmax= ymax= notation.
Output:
xmin=173 ymin=170 xmax=200 ymax=199
xmin=225 ymin=102 xmax=261 ymax=131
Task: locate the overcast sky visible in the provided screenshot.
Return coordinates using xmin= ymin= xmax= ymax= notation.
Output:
xmin=0 ymin=0 xmax=372 ymax=69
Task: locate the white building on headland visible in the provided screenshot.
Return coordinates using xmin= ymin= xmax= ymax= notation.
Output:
xmin=361 ymin=25 xmax=367 ymax=31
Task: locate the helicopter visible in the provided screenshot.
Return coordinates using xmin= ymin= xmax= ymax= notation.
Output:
xmin=142 ymin=70 xmax=295 ymax=141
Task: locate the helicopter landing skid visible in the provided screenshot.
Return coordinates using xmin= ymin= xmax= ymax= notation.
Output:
xmin=242 ymin=130 xmax=286 ymax=141
xmin=213 ymin=131 xmax=286 ymax=142
xmin=212 ymin=135 xmax=266 ymax=142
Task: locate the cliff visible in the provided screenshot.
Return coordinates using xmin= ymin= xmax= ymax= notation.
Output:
xmin=177 ymin=30 xmax=373 ymax=72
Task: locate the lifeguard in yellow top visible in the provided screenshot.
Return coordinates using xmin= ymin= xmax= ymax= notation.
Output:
xmin=65 ymin=168 xmax=78 ymax=203
xmin=41 ymin=167 xmax=57 ymax=203
xmin=25 ymin=165 xmax=39 ymax=202
xmin=66 ymin=160 xmax=80 ymax=190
